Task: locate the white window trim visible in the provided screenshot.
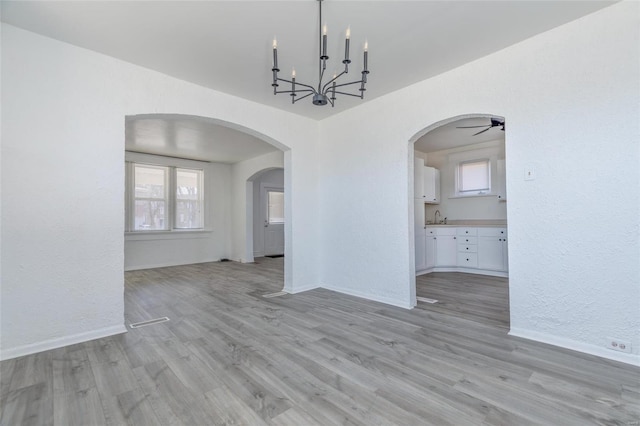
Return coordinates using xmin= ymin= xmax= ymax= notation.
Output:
xmin=455 ymin=158 xmax=492 ymax=197
xmin=445 ymin=147 xmax=499 ymax=199
xmin=125 ymin=152 xmax=211 ymax=236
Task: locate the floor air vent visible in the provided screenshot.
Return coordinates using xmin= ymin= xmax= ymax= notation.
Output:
xmin=417 ymin=297 xmax=438 ymax=304
xmin=262 ymin=291 xmax=288 ymax=298
xmin=129 ymin=317 xmax=170 ymax=329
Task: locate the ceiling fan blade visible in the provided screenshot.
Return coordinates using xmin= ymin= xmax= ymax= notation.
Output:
xmin=472 ymin=127 xmax=493 ymax=136
xmin=456 ymin=125 xmax=491 ymax=129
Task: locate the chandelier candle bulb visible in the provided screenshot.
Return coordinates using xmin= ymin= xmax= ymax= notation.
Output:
xmin=322 ymin=24 xmax=328 ymax=58
xmin=344 ymin=27 xmax=350 ymax=63
xmin=364 ymin=50 xmax=368 ymax=71
xmin=272 ymin=37 xmax=278 ymax=70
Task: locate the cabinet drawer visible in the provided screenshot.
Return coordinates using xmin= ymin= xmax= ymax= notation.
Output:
xmin=436 ymin=227 xmax=457 ymax=236
xmin=457 ymin=252 xmax=478 ymax=267
xmin=458 ymin=244 xmax=478 ymax=253
xmin=457 ymin=228 xmax=477 ymax=236
xmin=477 ymin=227 xmax=507 ymax=237
xmin=459 ymin=236 xmax=477 ymax=245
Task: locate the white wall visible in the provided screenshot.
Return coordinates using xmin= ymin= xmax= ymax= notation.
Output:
xmin=0 ymin=24 xmax=321 ymax=359
xmin=252 ymin=168 xmax=284 ymax=257
xmin=421 ymin=140 xmax=507 ymax=222
xmin=124 ymin=152 xmax=232 ymax=271
xmin=319 ymin=2 xmax=639 ymax=364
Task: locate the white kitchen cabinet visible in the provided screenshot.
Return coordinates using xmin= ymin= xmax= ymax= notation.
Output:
xmin=415 ymin=227 xmax=426 ymax=271
xmin=420 ymin=226 xmax=508 ymax=277
xmin=425 ymin=235 xmax=436 ymax=269
xmin=414 ymin=158 xmax=425 ymax=200
xmin=414 ymin=158 xmax=440 ymax=204
xmin=496 ymin=159 xmax=507 ymax=201
xmin=434 ymin=228 xmax=457 ymax=266
xmin=423 ymin=166 xmax=440 ymax=204
xmin=477 ymin=228 xmax=508 ymax=271
xmin=457 ymin=232 xmax=478 ymax=268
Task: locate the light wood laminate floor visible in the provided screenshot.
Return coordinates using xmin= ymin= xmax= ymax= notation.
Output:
xmin=1 ymin=259 xmax=638 ymax=425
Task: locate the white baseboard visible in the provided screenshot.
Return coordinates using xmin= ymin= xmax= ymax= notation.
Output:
xmin=0 ymin=324 xmax=128 ymax=361
xmin=321 ymin=284 xmax=413 ymax=309
xmin=509 ymin=327 xmax=640 ymax=367
xmin=417 ymin=267 xmax=508 ymax=278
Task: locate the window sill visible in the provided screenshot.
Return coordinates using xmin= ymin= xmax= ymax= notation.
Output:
xmin=449 ymin=193 xmax=497 ymax=200
xmin=125 ymin=229 xmax=213 ymax=241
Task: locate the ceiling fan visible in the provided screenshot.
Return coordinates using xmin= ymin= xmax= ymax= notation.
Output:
xmin=457 ymin=118 xmax=505 ymax=136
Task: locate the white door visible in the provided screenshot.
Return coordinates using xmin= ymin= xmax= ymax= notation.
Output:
xmin=263 ymin=187 xmax=285 ymax=256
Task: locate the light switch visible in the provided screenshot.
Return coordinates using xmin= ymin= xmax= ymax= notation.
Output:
xmin=524 ymin=166 xmax=536 ymax=181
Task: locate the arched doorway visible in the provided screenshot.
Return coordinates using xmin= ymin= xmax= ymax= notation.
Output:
xmin=124 ymin=113 xmax=291 ymax=292
xmin=408 ymin=113 xmax=509 ymax=326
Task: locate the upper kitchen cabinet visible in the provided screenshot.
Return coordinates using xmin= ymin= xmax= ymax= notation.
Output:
xmin=414 ymin=157 xmax=440 ymax=204
xmin=496 ymin=159 xmax=507 ymax=202
xmin=423 ymin=166 xmax=440 ymax=204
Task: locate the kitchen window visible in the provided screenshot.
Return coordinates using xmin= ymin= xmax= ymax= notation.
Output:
xmin=457 ymin=159 xmax=491 ymax=196
xmin=126 ymin=161 xmax=204 ymax=232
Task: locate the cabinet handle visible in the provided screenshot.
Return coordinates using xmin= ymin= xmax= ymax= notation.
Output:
xmin=453 ymin=237 xmax=457 ymax=239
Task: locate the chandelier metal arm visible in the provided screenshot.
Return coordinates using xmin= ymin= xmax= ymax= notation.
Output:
xmin=325 ymin=79 xmax=365 ymax=92
xmin=293 ymin=92 xmax=315 ymax=103
xmin=333 ymin=91 xmax=364 ymax=98
xmin=321 ymin=69 xmax=348 ymax=94
xmin=276 ymin=77 xmax=318 ymax=94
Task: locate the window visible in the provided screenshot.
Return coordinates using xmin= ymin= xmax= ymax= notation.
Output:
xmin=457 ymin=159 xmax=490 ymax=195
xmin=126 ymin=162 xmax=204 ymax=232
xmin=175 ymin=168 xmax=203 ymax=229
xmin=133 ymin=164 xmax=168 ymax=230
xmin=267 ymin=190 xmax=285 ymax=224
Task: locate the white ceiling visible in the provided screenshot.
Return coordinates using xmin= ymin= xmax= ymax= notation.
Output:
xmin=125 ymin=115 xmax=279 ymax=163
xmin=1 ymin=0 xmax=616 ymax=121
xmin=414 ymin=116 xmax=505 ymax=153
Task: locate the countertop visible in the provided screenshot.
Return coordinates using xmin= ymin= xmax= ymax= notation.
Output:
xmin=424 ymin=220 xmax=507 ymax=227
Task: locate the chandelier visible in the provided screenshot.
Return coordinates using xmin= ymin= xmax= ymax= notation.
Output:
xmin=270 ymin=0 xmax=369 ymax=107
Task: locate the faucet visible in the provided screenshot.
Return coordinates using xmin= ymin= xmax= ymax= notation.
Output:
xmin=434 ymin=210 xmax=441 ymax=224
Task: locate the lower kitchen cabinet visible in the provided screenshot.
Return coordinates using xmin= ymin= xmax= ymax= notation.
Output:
xmin=434 ymin=228 xmax=457 ymax=267
xmin=418 ymin=226 xmax=508 ymax=277
xmin=477 ymin=228 xmax=508 ymax=271
xmin=425 ymin=235 xmax=436 ymax=269
xmin=415 ymin=227 xmax=426 ymax=271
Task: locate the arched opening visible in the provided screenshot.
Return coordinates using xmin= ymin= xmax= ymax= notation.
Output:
xmin=123 ymin=113 xmax=290 ymax=293
xmin=408 ymin=113 xmax=509 ymax=327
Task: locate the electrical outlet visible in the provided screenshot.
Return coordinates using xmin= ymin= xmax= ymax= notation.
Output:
xmin=607 ymin=338 xmax=632 ymax=353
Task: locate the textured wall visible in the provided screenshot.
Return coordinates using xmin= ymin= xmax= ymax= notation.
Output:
xmin=319 ymin=2 xmax=639 ymax=363
xmin=0 ymin=25 xmax=320 ymax=359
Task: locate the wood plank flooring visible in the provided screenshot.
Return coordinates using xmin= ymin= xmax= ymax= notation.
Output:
xmin=1 ymin=259 xmax=638 ymax=425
